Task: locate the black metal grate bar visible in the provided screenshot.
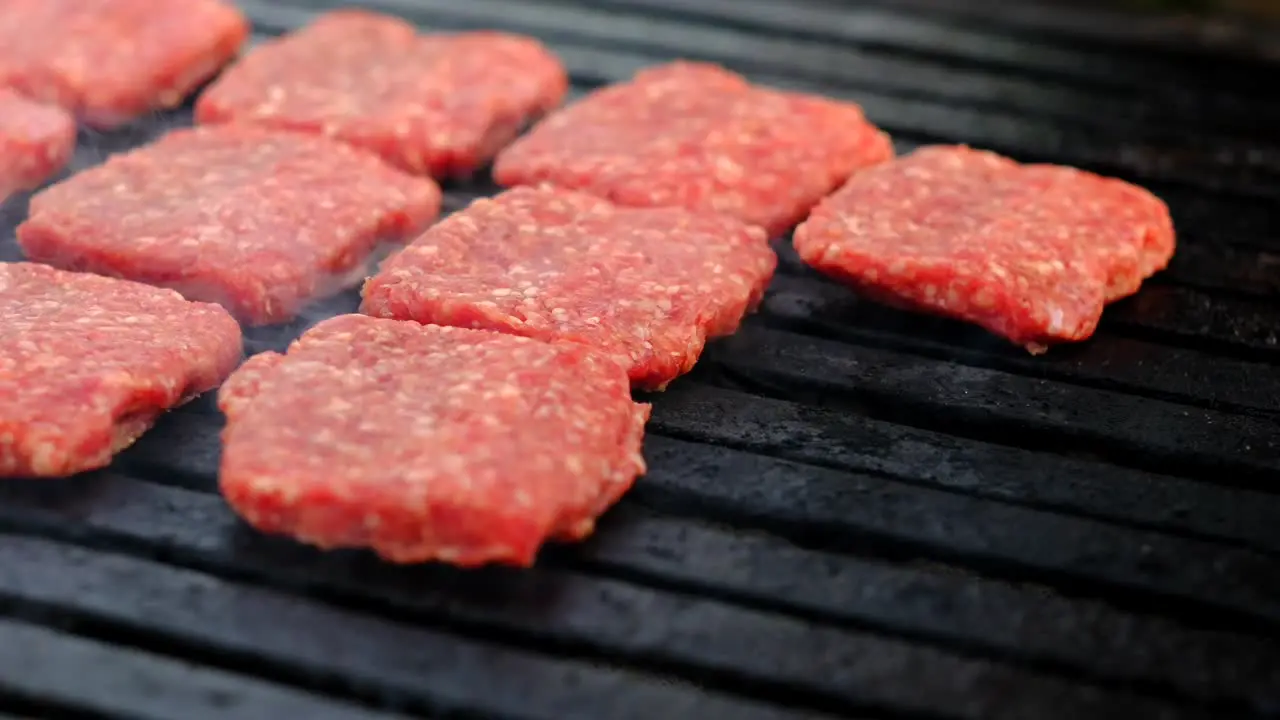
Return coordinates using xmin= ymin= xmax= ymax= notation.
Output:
xmin=644 ymin=384 xmax=1280 ymax=552
xmin=0 ymin=530 xmax=834 ymax=720
xmin=0 ymin=481 xmax=1231 ymax=720
xmin=292 ymin=0 xmax=1280 ymax=141
xmin=834 ymin=0 xmax=1280 ymax=59
xmin=706 ymin=326 xmax=1280 ymax=486
xmin=0 ymin=617 xmax=404 ymax=720
xmin=569 ymin=0 xmax=1280 ymax=95
xmin=762 ymin=274 xmax=1280 ymax=418
xmin=110 ymin=406 xmax=1280 ymax=618
xmin=238 ymin=0 xmax=1280 ymax=202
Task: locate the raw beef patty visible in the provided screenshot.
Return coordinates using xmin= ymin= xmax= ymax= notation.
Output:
xmin=493 ymin=61 xmax=894 ymax=237
xmin=0 ymin=89 xmax=75 ymax=202
xmin=18 ymin=126 xmax=442 ymax=325
xmin=360 ymin=186 xmax=777 ymax=389
xmin=792 ymin=145 xmax=1176 ymax=353
xmin=0 ymin=262 xmax=242 ymax=478
xmin=218 ymin=314 xmax=649 ymax=567
xmin=0 ymin=0 xmax=249 ymax=127
xmin=197 ymin=9 xmax=567 ymax=179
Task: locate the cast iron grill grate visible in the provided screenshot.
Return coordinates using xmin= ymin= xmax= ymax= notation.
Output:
xmin=0 ymin=1 xmax=1278 ymax=718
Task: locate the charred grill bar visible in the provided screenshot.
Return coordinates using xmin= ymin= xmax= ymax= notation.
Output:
xmin=1 ymin=0 xmax=1279 ymax=718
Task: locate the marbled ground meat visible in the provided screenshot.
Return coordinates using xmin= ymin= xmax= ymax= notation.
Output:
xmin=218 ymin=314 xmax=649 ymax=567
xmin=197 ymin=9 xmax=567 ymax=179
xmin=0 ymin=262 xmax=242 ymax=478
xmin=17 ymin=125 xmax=441 ymax=325
xmin=0 ymin=0 xmax=248 ymax=128
xmin=493 ymin=61 xmax=894 ymax=237
xmin=793 ymin=145 xmax=1176 ymax=353
xmin=360 ymin=186 xmax=777 ymax=390
xmin=0 ymin=89 xmax=75 ymax=202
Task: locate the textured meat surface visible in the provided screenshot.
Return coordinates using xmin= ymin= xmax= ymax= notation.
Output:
xmin=17 ymin=125 xmax=442 ymax=325
xmin=218 ymin=314 xmax=650 ymax=567
xmin=0 ymin=89 xmax=75 ymax=201
xmin=793 ymin=145 xmax=1177 ymax=353
xmin=0 ymin=0 xmax=248 ymax=128
xmin=360 ymin=186 xmax=778 ymax=390
xmin=0 ymin=262 xmax=243 ymax=478
xmin=196 ymin=10 xmax=567 ymax=179
xmin=493 ymin=62 xmax=894 ymax=237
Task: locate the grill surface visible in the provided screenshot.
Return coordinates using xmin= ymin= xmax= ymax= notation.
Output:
xmin=2 ymin=1 xmax=1279 ymax=718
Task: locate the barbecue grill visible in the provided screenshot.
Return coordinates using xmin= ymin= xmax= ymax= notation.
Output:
xmin=2 ymin=0 xmax=1279 ymax=718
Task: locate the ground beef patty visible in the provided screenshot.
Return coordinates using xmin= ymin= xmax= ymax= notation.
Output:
xmin=196 ymin=9 xmax=567 ymax=179
xmin=360 ymin=186 xmax=778 ymax=390
xmin=0 ymin=0 xmax=248 ymax=128
xmin=0 ymin=262 xmax=242 ymax=478
xmin=17 ymin=126 xmax=441 ymax=325
xmin=493 ymin=61 xmax=894 ymax=237
xmin=793 ymin=145 xmax=1177 ymax=353
xmin=218 ymin=314 xmax=649 ymax=567
xmin=0 ymin=89 xmax=75 ymax=202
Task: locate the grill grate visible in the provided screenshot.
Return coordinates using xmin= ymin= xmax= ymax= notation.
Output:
xmin=2 ymin=1 xmax=1279 ymax=718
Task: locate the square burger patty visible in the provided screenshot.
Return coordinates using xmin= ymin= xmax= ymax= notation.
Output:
xmin=361 ymin=186 xmax=777 ymax=390
xmin=197 ymin=9 xmax=567 ymax=179
xmin=793 ymin=145 xmax=1176 ymax=353
xmin=18 ymin=126 xmax=442 ymax=325
xmin=218 ymin=314 xmax=649 ymax=567
xmin=494 ymin=61 xmax=893 ymax=237
xmin=1 ymin=262 xmax=243 ymax=478
xmin=0 ymin=0 xmax=248 ymax=128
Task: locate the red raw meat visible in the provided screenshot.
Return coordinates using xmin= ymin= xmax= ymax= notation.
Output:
xmin=360 ymin=186 xmax=778 ymax=390
xmin=218 ymin=314 xmax=649 ymax=567
xmin=493 ymin=61 xmax=894 ymax=237
xmin=0 ymin=262 xmax=243 ymax=478
xmin=196 ymin=10 xmax=568 ymax=179
xmin=793 ymin=145 xmax=1176 ymax=353
xmin=0 ymin=0 xmax=249 ymax=128
xmin=0 ymin=89 xmax=75 ymax=201
xmin=18 ymin=125 xmax=442 ymax=326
